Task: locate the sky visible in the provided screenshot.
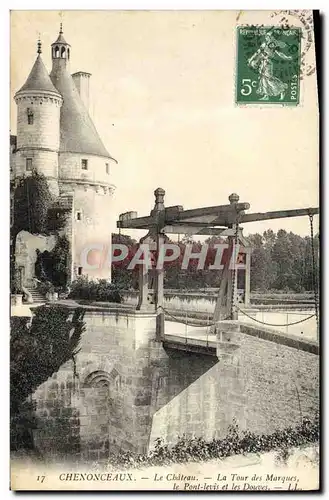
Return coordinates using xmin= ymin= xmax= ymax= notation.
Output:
xmin=10 ymin=10 xmax=319 ymax=239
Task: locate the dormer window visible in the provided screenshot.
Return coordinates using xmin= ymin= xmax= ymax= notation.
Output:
xmin=27 ymin=108 xmax=34 ymax=125
xmin=81 ymin=159 xmax=88 ymax=170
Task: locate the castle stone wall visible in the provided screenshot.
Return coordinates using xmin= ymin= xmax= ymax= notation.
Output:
xmin=59 ymin=152 xmax=115 ymax=187
xmin=59 ymin=182 xmax=115 ymax=280
xmin=15 ymin=95 xmax=61 ymax=151
xmin=15 ymin=231 xmax=57 ymax=286
xmin=14 ymin=150 xmax=59 ymax=192
xmin=149 ymin=330 xmax=319 ymax=447
xmin=29 ymin=306 xmax=319 ymax=463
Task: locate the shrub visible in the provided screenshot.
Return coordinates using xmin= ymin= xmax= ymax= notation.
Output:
xmin=11 ymin=306 xmax=85 ymax=450
xmin=11 ymin=280 xmax=23 ymax=296
xmin=35 ymin=235 xmax=70 ymax=289
xmin=68 ymin=277 xmax=123 ymax=303
xmin=103 ymin=415 xmax=319 ymax=469
xmin=37 ymin=280 xmax=55 ymax=296
xmin=12 ymin=171 xmax=53 ymax=237
xmin=47 ymin=206 xmax=69 ymax=232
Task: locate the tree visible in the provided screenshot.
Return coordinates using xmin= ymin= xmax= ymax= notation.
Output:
xmin=11 ymin=171 xmax=52 ymax=291
xmin=247 ymin=234 xmax=267 ymax=291
xmin=111 ymin=233 xmax=138 ymax=289
xmin=35 ymin=235 xmax=70 ymax=289
xmin=302 ymin=233 xmax=319 ymax=292
xmin=11 ymin=171 xmax=70 ymax=292
xmin=10 ymin=306 xmax=85 ymax=450
xmin=110 ymin=229 xmax=319 ymax=293
xmin=271 ymin=230 xmax=293 ymax=290
xmin=68 ymin=277 xmax=123 ymax=303
xmin=12 ymin=171 xmax=53 ymax=236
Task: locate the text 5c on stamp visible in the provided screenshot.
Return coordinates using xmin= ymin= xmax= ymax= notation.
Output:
xmin=236 ymin=26 xmax=301 ymax=105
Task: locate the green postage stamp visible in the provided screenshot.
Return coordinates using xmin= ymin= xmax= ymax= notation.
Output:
xmin=236 ymin=26 xmax=301 ymax=105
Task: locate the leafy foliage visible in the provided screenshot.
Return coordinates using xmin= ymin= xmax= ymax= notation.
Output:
xmin=11 ymin=171 xmax=70 ymax=292
xmin=10 ymin=306 xmax=85 ymax=450
xmin=36 ymin=280 xmax=55 ymax=296
xmin=111 ymin=230 xmax=319 ymax=293
xmin=47 ymin=206 xmax=70 ymax=233
xmin=11 ymin=306 xmax=85 ymax=409
xmin=111 ymin=233 xmax=139 ymax=289
xmin=104 ymin=416 xmax=319 ymax=469
xmin=35 ymin=235 xmax=70 ymax=289
xmin=248 ymin=230 xmax=319 ymax=292
xmin=68 ymin=277 xmax=123 ymax=303
xmin=12 ymin=171 xmax=53 ymax=236
xmin=11 ymin=273 xmax=24 ymax=295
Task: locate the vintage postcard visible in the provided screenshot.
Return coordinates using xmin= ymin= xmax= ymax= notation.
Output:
xmin=10 ymin=10 xmax=320 ymax=491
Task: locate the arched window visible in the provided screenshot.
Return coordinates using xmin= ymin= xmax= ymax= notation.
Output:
xmin=61 ymin=46 xmax=66 ymax=58
xmin=54 ymin=46 xmax=60 ymax=58
xmin=84 ymin=371 xmax=111 ymax=388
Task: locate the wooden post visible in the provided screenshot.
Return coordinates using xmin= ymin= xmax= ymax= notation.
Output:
xmin=136 ymin=188 xmax=166 ymax=312
xmin=155 ymin=233 xmax=165 ymax=340
xmin=116 ymin=190 xmax=319 ymax=340
xmin=212 ymin=194 xmax=242 ymax=330
xmin=136 ymin=259 xmax=151 ymax=311
xmin=211 ymin=258 xmax=229 ymax=334
xmin=227 ymin=193 xmax=240 ymax=321
xmin=136 ymin=233 xmax=157 ymax=311
xmin=244 ymin=246 xmax=251 ymax=307
xmin=226 ymin=235 xmax=238 ymax=320
xmin=152 ymin=188 xmax=166 ymax=341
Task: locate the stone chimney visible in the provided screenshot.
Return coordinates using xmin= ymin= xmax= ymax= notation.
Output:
xmin=72 ymin=71 xmax=91 ymax=112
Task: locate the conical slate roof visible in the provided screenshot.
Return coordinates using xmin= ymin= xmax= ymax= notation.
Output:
xmin=53 ymin=32 xmax=69 ymax=45
xmin=50 ymin=62 xmax=114 ymax=159
xmin=16 ymin=54 xmax=61 ymax=95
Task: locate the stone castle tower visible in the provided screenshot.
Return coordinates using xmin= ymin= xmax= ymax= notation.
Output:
xmin=11 ymin=26 xmax=117 ymax=284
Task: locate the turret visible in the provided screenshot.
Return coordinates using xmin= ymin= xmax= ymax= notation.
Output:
xmin=12 ymin=25 xmax=118 ymax=284
xmin=51 ymin=23 xmax=71 ymax=71
xmin=14 ymin=39 xmax=63 ymax=197
xmin=49 ymin=25 xmax=117 ymax=281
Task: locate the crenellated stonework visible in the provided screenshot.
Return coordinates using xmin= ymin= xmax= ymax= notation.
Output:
xmin=59 ymin=179 xmax=115 ymax=196
xmin=14 ymin=93 xmax=63 ymax=106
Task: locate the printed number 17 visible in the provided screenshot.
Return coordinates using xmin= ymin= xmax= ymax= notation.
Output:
xmin=37 ymin=476 xmax=45 ymax=483
xmin=241 ymin=79 xmax=257 ymax=96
